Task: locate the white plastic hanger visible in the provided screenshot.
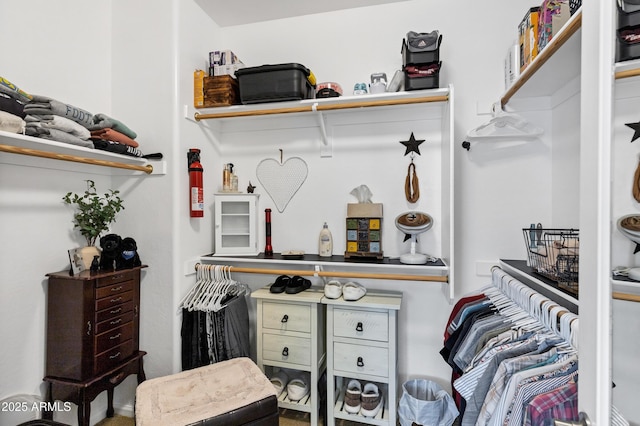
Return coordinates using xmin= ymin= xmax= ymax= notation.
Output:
xmin=464 ymin=102 xmax=544 ymax=142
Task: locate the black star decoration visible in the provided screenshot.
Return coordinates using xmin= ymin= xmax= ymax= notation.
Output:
xmin=400 ymin=132 xmax=425 ymax=155
xmin=625 ymin=121 xmax=640 ymax=142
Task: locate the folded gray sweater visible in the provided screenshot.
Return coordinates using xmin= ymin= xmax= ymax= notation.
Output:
xmin=25 ymin=114 xmax=90 ymax=140
xmin=24 ymin=95 xmax=94 ymax=128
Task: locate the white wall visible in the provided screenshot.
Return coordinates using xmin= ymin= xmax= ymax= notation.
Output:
xmin=187 ymin=0 xmax=543 ymax=394
xmin=8 ymin=0 xmax=634 ymax=425
xmin=0 ymin=1 xmax=116 ymax=424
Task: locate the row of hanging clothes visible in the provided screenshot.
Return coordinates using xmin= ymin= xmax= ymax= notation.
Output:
xmin=178 ymin=264 xmax=251 ymax=371
xmin=441 ymin=266 xmax=628 ymax=426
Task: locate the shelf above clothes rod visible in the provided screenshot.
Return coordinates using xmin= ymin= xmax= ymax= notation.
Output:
xmin=501 ymin=8 xmax=582 ymax=107
xmin=193 ymin=90 xmax=449 ymax=121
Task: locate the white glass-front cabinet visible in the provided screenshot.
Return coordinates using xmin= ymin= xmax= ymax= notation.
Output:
xmin=213 ymin=193 xmax=260 ymax=255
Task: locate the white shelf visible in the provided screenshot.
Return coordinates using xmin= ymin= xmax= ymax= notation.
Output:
xmin=0 ymin=129 xmax=163 ymax=175
xmin=186 ymin=87 xmax=451 ymax=155
xmin=501 ymin=8 xmax=582 ymax=106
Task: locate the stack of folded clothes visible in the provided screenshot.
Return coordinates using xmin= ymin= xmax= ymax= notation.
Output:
xmin=89 ymin=114 xmax=143 ymax=157
xmin=1 ymin=76 xmax=145 ymax=157
xmin=0 ymin=76 xmax=30 ymax=133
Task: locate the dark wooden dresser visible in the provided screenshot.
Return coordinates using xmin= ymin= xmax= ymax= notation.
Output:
xmin=42 ymin=266 xmax=147 ymax=425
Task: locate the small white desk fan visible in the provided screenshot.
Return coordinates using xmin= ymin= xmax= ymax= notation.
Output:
xmin=395 ymin=211 xmax=433 ymax=264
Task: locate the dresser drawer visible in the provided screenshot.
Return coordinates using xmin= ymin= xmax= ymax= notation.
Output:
xmin=96 ymin=310 xmax=135 ymax=335
xmin=262 ymin=334 xmax=311 ymax=366
xmin=96 ymin=300 xmax=134 ymax=323
xmin=333 ymin=342 xmax=388 ymax=377
xmin=96 ymin=290 xmax=133 ymax=311
xmin=333 ymin=308 xmax=389 ymax=342
xmin=95 ymin=280 xmax=134 ymax=299
xmin=95 ymin=340 xmax=134 ymax=375
xmin=96 ymin=322 xmax=134 ymax=354
xmin=96 ymin=270 xmax=135 ymax=288
xmin=262 ymin=301 xmax=311 ymax=333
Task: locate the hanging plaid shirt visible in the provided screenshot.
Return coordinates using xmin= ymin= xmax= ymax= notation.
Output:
xmin=524 ymin=382 xmax=578 ymax=426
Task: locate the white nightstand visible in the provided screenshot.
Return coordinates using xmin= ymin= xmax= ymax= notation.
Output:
xmin=252 ymin=285 xmax=326 ymax=425
xmin=323 ymin=290 xmax=402 ymax=426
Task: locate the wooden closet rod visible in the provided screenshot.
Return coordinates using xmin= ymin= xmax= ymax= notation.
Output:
xmin=613 ymin=291 xmax=640 ymax=303
xmin=198 ymin=264 xmax=448 ymax=283
xmin=194 ymin=95 xmax=449 ymax=121
xmin=615 ymin=68 xmax=640 ymax=80
xmin=0 ymin=143 xmax=153 ymax=174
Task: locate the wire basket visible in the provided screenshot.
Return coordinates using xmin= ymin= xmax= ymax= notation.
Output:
xmin=522 ymin=227 xmax=579 ymax=295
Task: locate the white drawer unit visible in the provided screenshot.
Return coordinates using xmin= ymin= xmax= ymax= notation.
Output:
xmin=323 ymin=290 xmax=402 ymax=426
xmin=252 ymin=286 xmax=326 ymax=425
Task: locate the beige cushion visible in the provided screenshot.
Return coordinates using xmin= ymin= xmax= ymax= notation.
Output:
xmin=136 ymin=357 xmax=276 ymax=426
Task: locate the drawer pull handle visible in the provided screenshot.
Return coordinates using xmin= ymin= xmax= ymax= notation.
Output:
xmin=110 ymin=297 xmax=123 ymax=303
xmin=110 ymin=318 xmax=122 ymax=325
xmin=357 ymin=356 xmax=364 ymax=367
xmin=281 ymin=314 xmax=289 ymax=323
xmin=356 ymin=322 xmax=363 ymax=332
xmin=110 ymin=333 xmax=122 ymax=340
xmin=110 ymin=307 xmax=122 ymax=314
xmin=111 ymin=286 xmax=123 ymax=292
xmin=109 ymin=352 xmax=121 ymax=360
xmin=282 ymin=347 xmax=289 ymax=357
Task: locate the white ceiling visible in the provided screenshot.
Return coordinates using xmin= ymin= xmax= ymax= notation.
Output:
xmin=195 ymin=0 xmax=411 ymax=27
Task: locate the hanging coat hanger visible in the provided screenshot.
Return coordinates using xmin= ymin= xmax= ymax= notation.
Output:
xmin=461 ymin=102 xmax=544 ymax=150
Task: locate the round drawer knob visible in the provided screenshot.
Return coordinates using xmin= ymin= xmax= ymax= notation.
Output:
xmin=356 ymin=322 xmax=363 ymax=332
xmin=357 ymin=356 xmax=364 ymax=367
xmin=281 ymin=314 xmax=289 ymax=323
xmin=282 ymin=347 xmax=289 ymax=357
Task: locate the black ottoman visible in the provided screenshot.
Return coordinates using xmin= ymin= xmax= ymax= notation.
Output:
xmin=136 ymin=357 xmax=278 ymax=426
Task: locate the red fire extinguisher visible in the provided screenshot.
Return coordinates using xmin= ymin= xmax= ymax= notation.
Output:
xmin=188 ymin=148 xmax=204 ymax=217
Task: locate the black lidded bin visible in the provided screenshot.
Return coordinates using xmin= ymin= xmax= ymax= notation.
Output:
xmin=401 ymin=34 xmax=442 ymax=66
xmin=619 ymin=0 xmax=640 ymax=28
xmin=235 ymin=63 xmax=315 ymax=104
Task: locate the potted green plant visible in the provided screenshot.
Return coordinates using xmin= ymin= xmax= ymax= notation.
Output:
xmin=63 ymin=180 xmax=124 ymax=267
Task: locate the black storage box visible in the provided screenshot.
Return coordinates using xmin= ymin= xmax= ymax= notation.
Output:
xmin=617 ymin=26 xmax=640 ymax=62
xmin=235 ymin=63 xmax=315 ymax=104
xmin=402 ymin=34 xmax=442 ymax=66
xmin=618 ymin=0 xmax=640 ymax=28
xmin=404 ymin=62 xmax=441 ymax=91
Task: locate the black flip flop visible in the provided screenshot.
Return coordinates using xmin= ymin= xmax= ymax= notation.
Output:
xmin=285 ymin=275 xmax=311 ymax=294
xmin=269 ymin=275 xmax=290 ymax=293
